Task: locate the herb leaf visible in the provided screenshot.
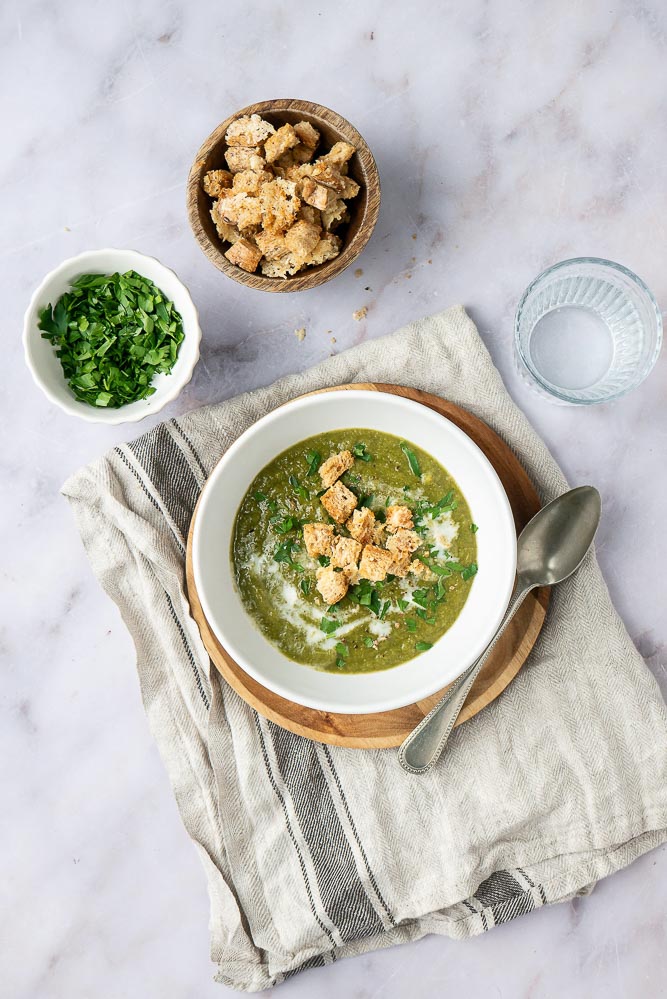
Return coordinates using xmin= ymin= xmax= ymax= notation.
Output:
xmin=320 ymin=617 xmax=339 ymax=634
xmin=399 ymin=440 xmax=422 ymax=478
xmin=462 ymin=562 xmax=478 ymax=581
xmin=289 ymin=474 xmax=309 ymax=501
xmin=470 ymin=523 xmax=479 ymax=533
xmin=305 ymin=450 xmax=321 ymax=477
xmin=415 ymin=641 xmax=433 ymax=652
xmin=352 ymin=443 xmax=372 ymax=462
xmin=300 ymin=578 xmax=311 ymax=596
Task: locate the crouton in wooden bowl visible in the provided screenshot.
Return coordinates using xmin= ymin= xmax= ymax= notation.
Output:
xmin=186 ymin=99 xmax=380 ymax=292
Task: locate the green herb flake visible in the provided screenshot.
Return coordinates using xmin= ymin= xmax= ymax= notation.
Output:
xmin=253 ymin=490 xmax=268 ymax=503
xmin=289 ymin=474 xmax=309 ymax=501
xmin=399 ymin=440 xmax=422 ymax=478
xmin=415 ymin=641 xmax=433 ymax=652
xmin=397 ymin=598 xmax=410 ymax=612
xmin=462 ymin=562 xmax=478 ymax=581
xmin=470 ymin=523 xmax=479 ymax=533
xmin=320 ymin=617 xmax=340 ymax=634
xmin=335 ymin=642 xmax=349 ymax=657
xmin=305 ymin=450 xmax=321 ymax=477
xmin=405 ymin=619 xmax=417 ymax=633
xmin=317 ymin=555 xmax=330 ymax=567
xmin=363 ymin=636 xmax=375 ymax=648
xmin=352 ymin=443 xmax=372 ymax=462
xmin=37 ymin=270 xmax=184 ymax=409
xmin=300 ymin=578 xmax=311 ymax=596
xmin=274 ymin=540 xmax=300 ymax=565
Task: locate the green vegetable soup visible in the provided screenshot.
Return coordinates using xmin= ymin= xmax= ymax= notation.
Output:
xmin=231 ymin=430 xmax=478 ymax=673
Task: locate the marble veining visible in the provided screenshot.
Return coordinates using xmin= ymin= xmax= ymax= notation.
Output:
xmin=2 ymin=1 xmax=666 ymax=996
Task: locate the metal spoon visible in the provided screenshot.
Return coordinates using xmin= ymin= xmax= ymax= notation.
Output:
xmin=398 ymin=486 xmax=601 ymax=775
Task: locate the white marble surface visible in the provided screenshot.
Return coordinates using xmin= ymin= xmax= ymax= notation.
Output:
xmin=3 ymin=1 xmax=667 ymax=995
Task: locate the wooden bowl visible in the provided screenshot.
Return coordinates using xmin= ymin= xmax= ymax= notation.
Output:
xmin=186 ymin=99 xmax=381 ymax=293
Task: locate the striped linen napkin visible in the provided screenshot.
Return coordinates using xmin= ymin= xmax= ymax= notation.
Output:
xmin=63 ymin=306 xmax=667 ymax=991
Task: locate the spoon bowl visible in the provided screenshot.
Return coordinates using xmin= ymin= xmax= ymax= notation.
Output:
xmin=516 ymin=485 xmax=601 ymax=588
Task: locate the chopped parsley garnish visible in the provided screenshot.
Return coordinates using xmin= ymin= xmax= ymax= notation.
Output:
xmin=320 ymin=617 xmax=339 ymax=634
xmin=399 ymin=441 xmax=422 ymax=478
xmin=415 ymin=641 xmax=433 ymax=652
xmin=305 ymin=450 xmax=321 ymax=476
xmin=289 ymin=474 xmax=309 ymax=501
xmin=253 ymin=490 xmax=267 ymax=502
xmin=398 ymin=598 xmax=410 ymax=611
xmin=363 ymin=636 xmax=375 ymax=648
xmin=335 ymin=642 xmax=348 ymax=657
xmin=462 ymin=562 xmax=478 ymax=581
xmin=359 ymin=493 xmax=375 ymax=509
xmin=37 ymin=270 xmax=184 ymax=408
xmin=352 ymin=443 xmax=372 ymax=462
xmin=405 ymin=619 xmax=417 ymax=632
xmin=273 ymin=516 xmax=297 ymax=535
xmin=300 ymin=578 xmax=311 ymax=596
xmin=317 ymin=555 xmax=330 ymax=567
xmin=470 ymin=523 xmax=479 ymax=533
xmin=274 ymin=539 xmax=301 ymax=566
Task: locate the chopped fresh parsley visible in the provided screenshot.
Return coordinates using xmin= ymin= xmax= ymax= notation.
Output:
xmin=289 ymin=474 xmax=309 ymax=501
xmin=274 ymin=539 xmax=301 ymax=566
xmin=363 ymin=636 xmax=375 ymax=648
xmin=305 ymin=450 xmax=321 ymax=477
xmin=320 ymin=617 xmax=339 ymax=634
xmin=352 ymin=443 xmax=372 ymax=462
xmin=335 ymin=642 xmax=348 ymax=657
xmin=415 ymin=641 xmax=433 ymax=652
xmin=317 ymin=555 xmax=330 ymax=567
xmin=399 ymin=440 xmax=422 ymax=478
xmin=405 ymin=619 xmax=417 ymax=632
xmin=253 ymin=490 xmax=267 ymax=502
xmin=470 ymin=523 xmax=479 ymax=533
xmin=462 ymin=562 xmax=478 ymax=581
xmin=300 ymin=578 xmax=311 ymax=596
xmin=37 ymin=270 xmax=184 ymax=408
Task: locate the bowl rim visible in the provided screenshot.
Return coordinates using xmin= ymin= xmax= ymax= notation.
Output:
xmin=514 ymin=255 xmax=663 ymax=405
xmin=22 ymin=247 xmax=202 ymax=425
xmin=186 ymin=98 xmax=381 ymax=293
xmin=192 ymin=389 xmax=518 ymax=714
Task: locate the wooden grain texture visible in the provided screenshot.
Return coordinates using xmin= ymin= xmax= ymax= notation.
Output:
xmin=186 ymin=99 xmax=381 ymax=293
xmin=185 ymin=384 xmax=550 ymax=748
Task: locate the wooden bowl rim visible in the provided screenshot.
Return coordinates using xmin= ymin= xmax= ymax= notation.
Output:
xmin=186 ymin=98 xmax=381 ymax=293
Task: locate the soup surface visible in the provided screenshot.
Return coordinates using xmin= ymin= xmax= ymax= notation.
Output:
xmin=231 ymin=429 xmax=478 ymax=673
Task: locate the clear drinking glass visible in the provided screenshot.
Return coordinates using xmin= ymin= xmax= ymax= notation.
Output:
xmin=514 ymin=257 xmax=662 ymax=404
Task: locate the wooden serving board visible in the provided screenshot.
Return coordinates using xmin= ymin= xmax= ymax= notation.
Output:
xmin=185 ymin=383 xmax=549 ymax=748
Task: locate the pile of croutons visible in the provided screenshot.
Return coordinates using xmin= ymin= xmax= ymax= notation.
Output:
xmin=202 ymin=113 xmax=360 ymax=278
xmin=302 ymin=449 xmax=434 ymax=606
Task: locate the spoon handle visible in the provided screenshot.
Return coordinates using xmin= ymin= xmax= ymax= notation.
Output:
xmin=398 ymin=587 xmax=531 ymax=775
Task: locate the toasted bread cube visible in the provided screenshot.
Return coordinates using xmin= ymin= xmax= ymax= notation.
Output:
xmin=284 ymin=219 xmax=322 ymax=259
xmin=320 ymin=480 xmax=358 ymax=523
xmin=217 ymin=192 xmax=262 ymax=233
xmin=254 ymin=229 xmax=288 ymax=261
xmin=321 ymin=198 xmax=348 ymax=231
xmin=305 ymin=233 xmax=341 ymax=267
xmin=225 ymin=146 xmax=266 ymax=173
xmin=320 ymin=140 xmax=356 ymax=169
xmin=232 ymin=168 xmax=273 ymax=196
xmin=303 ymin=522 xmax=335 ymax=558
xmin=225 ymin=114 xmax=275 ymax=147
xmin=264 ymin=123 xmax=300 ymax=163
xmin=390 ymin=552 xmax=411 ymax=578
xmin=210 ymin=204 xmax=241 ymax=244
xmin=203 ymin=169 xmax=233 ymax=197
xmin=359 ymin=544 xmax=394 ymax=583
xmin=386 ymin=505 xmax=414 ymax=533
xmin=330 ymin=536 xmax=362 ymax=574
xmin=299 ymin=204 xmax=322 ymax=226
xmin=372 ymin=522 xmax=386 ymax=546
xmin=386 ymin=529 xmax=421 ymax=555
xmin=302 ymin=177 xmax=334 ymax=211
xmin=346 ymin=507 xmax=376 ymax=546
xmin=410 ymin=558 xmax=436 ymax=581
xmin=259 ymin=179 xmax=300 ymax=231
xmin=319 ymin=450 xmax=354 ymax=488
xmin=259 ymin=253 xmax=303 ymax=278
xmin=311 ymin=161 xmax=348 ymax=194
xmin=315 ymin=566 xmax=348 ymax=605
xmin=294 ymin=121 xmax=320 ymax=149
xmin=224 ymin=238 xmax=262 ymax=273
